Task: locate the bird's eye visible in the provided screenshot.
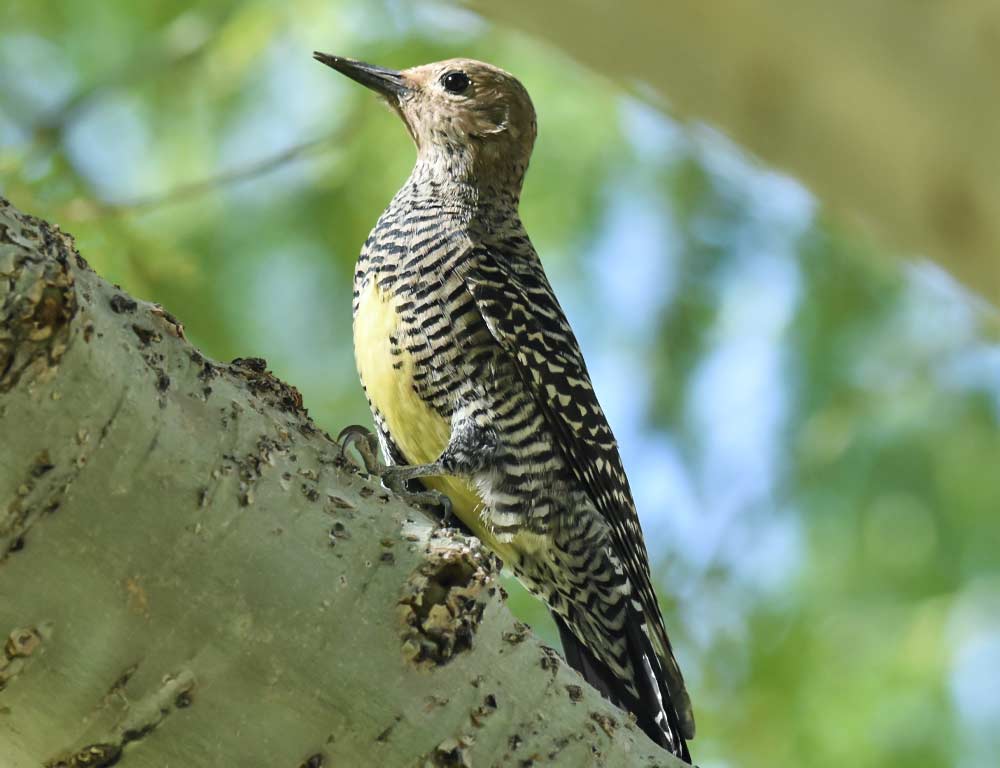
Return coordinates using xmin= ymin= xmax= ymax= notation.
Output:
xmin=441 ymin=71 xmax=471 ymax=95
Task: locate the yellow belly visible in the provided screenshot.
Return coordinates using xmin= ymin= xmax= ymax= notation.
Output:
xmin=354 ymin=279 xmax=509 ymax=557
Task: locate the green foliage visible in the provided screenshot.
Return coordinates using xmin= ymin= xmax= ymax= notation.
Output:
xmin=3 ymin=2 xmax=999 ymax=767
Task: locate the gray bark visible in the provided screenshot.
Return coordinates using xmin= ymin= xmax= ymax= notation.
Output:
xmin=0 ymin=197 xmax=680 ymax=767
xmin=467 ymin=0 xmax=1000 ymax=306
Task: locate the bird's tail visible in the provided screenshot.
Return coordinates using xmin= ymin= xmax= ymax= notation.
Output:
xmin=554 ymin=612 xmax=692 ymax=763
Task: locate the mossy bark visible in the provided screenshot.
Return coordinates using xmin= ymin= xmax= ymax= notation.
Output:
xmin=0 ymin=198 xmax=681 ymax=767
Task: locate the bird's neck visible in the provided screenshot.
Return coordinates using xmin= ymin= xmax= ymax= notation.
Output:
xmin=406 ymin=145 xmax=525 ymax=217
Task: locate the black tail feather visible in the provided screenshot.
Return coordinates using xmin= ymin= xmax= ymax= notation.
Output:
xmin=554 ymin=612 xmax=691 ymax=763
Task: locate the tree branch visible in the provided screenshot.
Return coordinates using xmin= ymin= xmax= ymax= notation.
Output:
xmin=0 ymin=197 xmax=681 ymax=767
xmin=65 ymin=128 xmax=350 ymax=221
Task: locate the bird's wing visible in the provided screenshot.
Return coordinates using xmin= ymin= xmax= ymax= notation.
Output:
xmin=461 ymin=251 xmax=695 ymax=738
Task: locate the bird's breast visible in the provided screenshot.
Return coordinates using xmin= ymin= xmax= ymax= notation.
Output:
xmin=354 ymin=277 xmax=449 ymax=465
xmin=353 ymin=277 xmax=497 ymax=547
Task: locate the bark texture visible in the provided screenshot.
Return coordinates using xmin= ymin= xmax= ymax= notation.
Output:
xmin=0 ymin=197 xmax=680 ymax=767
xmin=467 ymin=0 xmax=1000 ymax=305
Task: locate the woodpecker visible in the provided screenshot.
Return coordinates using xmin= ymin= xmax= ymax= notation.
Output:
xmin=315 ymin=52 xmax=695 ymax=760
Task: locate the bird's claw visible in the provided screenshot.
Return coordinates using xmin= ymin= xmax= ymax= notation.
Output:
xmin=337 ymin=424 xmax=383 ymax=476
xmin=399 ymin=488 xmax=454 ymax=522
xmin=337 ymin=426 xmax=454 ymax=522
xmin=379 ymin=465 xmax=454 ymax=523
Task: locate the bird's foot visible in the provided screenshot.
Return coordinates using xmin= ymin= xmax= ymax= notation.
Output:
xmin=398 ymin=487 xmax=454 ymax=522
xmin=337 ymin=425 xmax=454 ymax=521
xmin=380 ymin=465 xmax=454 ymax=523
xmin=337 ymin=424 xmax=383 ymax=476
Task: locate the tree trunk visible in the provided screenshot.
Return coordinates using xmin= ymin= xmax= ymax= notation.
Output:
xmin=0 ymin=197 xmax=680 ymax=767
xmin=467 ymin=0 xmax=1000 ymax=306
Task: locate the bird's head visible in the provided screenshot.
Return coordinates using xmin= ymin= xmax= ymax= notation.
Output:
xmin=315 ymin=53 xmax=537 ymax=194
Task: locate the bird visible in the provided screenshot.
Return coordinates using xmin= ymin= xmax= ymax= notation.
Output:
xmin=314 ymin=51 xmax=695 ymax=761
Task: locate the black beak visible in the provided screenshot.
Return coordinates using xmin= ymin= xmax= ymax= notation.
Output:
xmin=313 ymin=52 xmax=409 ymax=99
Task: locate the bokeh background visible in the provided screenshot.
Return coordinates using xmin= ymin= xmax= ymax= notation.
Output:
xmin=3 ymin=2 xmax=1000 ymax=767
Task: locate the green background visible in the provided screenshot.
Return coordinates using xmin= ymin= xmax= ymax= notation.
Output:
xmin=3 ymin=2 xmax=999 ymax=766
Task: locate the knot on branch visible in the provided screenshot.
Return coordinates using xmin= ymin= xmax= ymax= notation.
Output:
xmin=399 ymin=529 xmax=500 ymax=667
xmin=0 ymin=199 xmax=79 ymax=393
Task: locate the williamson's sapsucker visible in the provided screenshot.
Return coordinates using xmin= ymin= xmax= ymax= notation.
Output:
xmin=315 ymin=52 xmax=695 ymax=761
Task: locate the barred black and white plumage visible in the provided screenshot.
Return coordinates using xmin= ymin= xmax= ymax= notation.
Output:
xmin=315 ymin=52 xmax=695 ymax=761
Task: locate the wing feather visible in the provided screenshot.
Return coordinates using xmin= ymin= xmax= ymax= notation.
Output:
xmin=462 ymin=251 xmax=694 ymax=738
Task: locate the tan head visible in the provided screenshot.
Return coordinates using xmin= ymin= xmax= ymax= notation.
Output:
xmin=315 ymin=53 xmax=537 ymax=193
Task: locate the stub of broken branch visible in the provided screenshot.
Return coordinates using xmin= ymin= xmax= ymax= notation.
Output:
xmin=0 ymin=202 xmax=78 ymax=395
xmin=0 ymin=196 xmax=681 ymax=767
xmin=399 ymin=528 xmax=500 ymax=667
